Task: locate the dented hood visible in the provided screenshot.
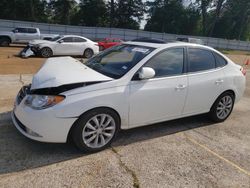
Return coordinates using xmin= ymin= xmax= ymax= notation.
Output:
xmin=31 ymin=57 xmax=113 ymax=90
xmin=29 ymin=39 xmax=55 ymax=45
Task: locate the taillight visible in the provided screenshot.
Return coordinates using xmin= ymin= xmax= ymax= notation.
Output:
xmin=240 ymin=67 xmax=246 ymax=76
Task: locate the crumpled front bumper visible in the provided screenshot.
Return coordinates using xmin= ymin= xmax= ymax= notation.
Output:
xmin=12 ymin=86 xmax=77 ymax=143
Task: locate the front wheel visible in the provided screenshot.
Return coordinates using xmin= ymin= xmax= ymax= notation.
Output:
xmin=40 ymin=47 xmax=53 ymax=58
xmin=72 ymin=108 xmax=120 ymax=152
xmin=209 ymin=92 xmax=235 ymax=122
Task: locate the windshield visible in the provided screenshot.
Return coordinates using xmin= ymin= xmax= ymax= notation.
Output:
xmin=85 ymin=44 xmax=155 ymax=79
xmin=50 ymin=36 xmax=62 ymax=41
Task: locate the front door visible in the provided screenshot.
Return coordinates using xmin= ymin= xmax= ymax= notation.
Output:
xmin=54 ymin=37 xmax=80 ymax=55
xmin=129 ymin=48 xmax=188 ymax=127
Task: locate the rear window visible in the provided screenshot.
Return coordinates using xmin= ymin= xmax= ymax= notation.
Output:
xmin=214 ymin=53 xmax=227 ymax=67
xmin=74 ymin=37 xmax=86 ymax=42
xmin=62 ymin=37 xmax=74 ymax=42
xmin=188 ymin=48 xmax=216 ymax=72
xmin=27 ymin=28 xmax=37 ymax=33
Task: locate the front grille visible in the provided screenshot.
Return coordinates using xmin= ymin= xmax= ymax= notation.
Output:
xmin=17 ymin=85 xmax=31 ymax=105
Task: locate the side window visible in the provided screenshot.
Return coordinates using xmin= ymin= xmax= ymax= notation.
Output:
xmin=73 ymin=37 xmax=86 ymax=42
xmin=16 ymin=28 xmax=28 ymax=33
xmin=188 ymin=48 xmax=216 ymax=72
xmin=27 ymin=28 xmax=37 ymax=33
xmin=145 ymin=48 xmax=184 ymax=78
xmin=214 ymin=52 xmax=227 ymax=67
xmin=62 ymin=37 xmax=74 ymax=42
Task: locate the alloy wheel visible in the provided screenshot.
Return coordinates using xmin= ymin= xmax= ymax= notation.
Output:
xmin=82 ymin=114 xmax=116 ymax=148
xmin=216 ymin=95 xmax=233 ymax=119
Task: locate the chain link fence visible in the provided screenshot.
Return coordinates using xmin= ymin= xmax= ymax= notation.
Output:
xmin=0 ymin=19 xmax=250 ymax=51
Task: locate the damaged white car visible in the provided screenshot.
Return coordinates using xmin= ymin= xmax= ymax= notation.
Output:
xmin=20 ymin=35 xmax=99 ymax=58
xmin=12 ymin=42 xmax=246 ymax=152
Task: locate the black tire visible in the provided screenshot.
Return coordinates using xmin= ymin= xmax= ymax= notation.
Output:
xmin=209 ymin=92 xmax=235 ymax=122
xmin=84 ymin=48 xmax=94 ymax=59
xmin=40 ymin=47 xmax=53 ymax=58
xmin=71 ymin=108 xmax=120 ymax=152
xmin=99 ymin=45 xmax=105 ymax=51
xmin=0 ymin=37 xmax=11 ymax=47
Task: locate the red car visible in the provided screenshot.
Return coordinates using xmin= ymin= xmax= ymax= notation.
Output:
xmin=98 ymin=38 xmax=123 ymax=51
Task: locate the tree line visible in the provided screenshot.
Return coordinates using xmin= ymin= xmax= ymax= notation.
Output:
xmin=0 ymin=0 xmax=249 ymax=40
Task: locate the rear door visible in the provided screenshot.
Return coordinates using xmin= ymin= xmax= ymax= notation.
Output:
xmin=26 ymin=28 xmax=39 ymax=41
xmin=183 ymin=48 xmax=226 ymax=115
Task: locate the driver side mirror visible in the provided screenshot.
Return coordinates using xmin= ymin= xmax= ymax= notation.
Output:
xmin=58 ymin=40 xmax=64 ymax=43
xmin=12 ymin=29 xmax=18 ymax=33
xmin=138 ymin=67 xmax=155 ymax=80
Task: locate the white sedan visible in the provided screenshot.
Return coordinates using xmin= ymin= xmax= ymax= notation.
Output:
xmin=27 ymin=35 xmax=99 ymax=58
xmin=12 ymin=41 xmax=246 ymax=152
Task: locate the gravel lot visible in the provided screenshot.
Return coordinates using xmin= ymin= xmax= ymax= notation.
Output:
xmin=0 ymin=46 xmax=249 ymax=188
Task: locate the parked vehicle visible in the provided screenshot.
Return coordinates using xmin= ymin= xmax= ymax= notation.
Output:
xmin=176 ymin=37 xmax=204 ymax=45
xmin=20 ymin=35 xmax=99 ymax=58
xmin=12 ymin=41 xmax=246 ymax=152
xmin=0 ymin=27 xmax=58 ymax=46
xmin=132 ymin=37 xmax=166 ymax=44
xmin=98 ymin=38 xmax=123 ymax=51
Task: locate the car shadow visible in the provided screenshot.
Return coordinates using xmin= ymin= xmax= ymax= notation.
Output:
xmin=0 ymin=114 xmax=213 ymax=175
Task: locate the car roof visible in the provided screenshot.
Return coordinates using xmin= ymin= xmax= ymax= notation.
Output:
xmin=61 ymin=35 xmax=86 ymax=38
xmin=60 ymin=35 xmax=92 ymax=41
xmin=123 ymin=41 xmax=213 ymax=50
xmin=15 ymin=27 xmax=37 ymax=29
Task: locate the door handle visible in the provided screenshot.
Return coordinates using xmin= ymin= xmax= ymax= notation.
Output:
xmin=175 ymin=84 xmax=186 ymax=90
xmin=215 ymin=79 xmax=224 ymax=84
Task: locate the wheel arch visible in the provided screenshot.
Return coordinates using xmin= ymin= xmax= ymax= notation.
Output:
xmin=0 ymin=35 xmax=12 ymax=43
xmin=67 ymin=106 xmax=121 ymax=142
xmin=84 ymin=47 xmax=93 ymax=54
xmin=210 ymin=89 xmax=235 ymax=111
xmin=40 ymin=46 xmax=53 ymax=56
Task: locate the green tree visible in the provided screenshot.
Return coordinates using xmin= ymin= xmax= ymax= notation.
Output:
xmin=112 ymin=0 xmax=145 ymax=29
xmin=211 ymin=0 xmax=250 ymax=40
xmin=145 ymin=0 xmax=200 ymax=35
xmin=71 ymin=0 xmax=108 ymax=26
xmin=0 ymin=0 xmax=48 ymax=22
xmin=48 ymin=0 xmax=77 ymax=25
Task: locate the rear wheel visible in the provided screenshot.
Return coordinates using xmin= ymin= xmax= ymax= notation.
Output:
xmin=84 ymin=48 xmax=94 ymax=59
xmin=72 ymin=108 xmax=120 ymax=152
xmin=0 ymin=37 xmax=10 ymax=47
xmin=40 ymin=47 xmax=53 ymax=58
xmin=209 ymin=92 xmax=235 ymax=122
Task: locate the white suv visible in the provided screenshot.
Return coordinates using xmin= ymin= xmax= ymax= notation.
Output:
xmin=12 ymin=42 xmax=246 ymax=152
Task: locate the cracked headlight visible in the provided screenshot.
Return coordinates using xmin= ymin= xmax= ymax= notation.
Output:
xmin=25 ymin=95 xmax=65 ymax=110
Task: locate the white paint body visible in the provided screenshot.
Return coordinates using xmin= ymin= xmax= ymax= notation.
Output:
xmin=12 ymin=42 xmax=246 ymax=143
xmin=0 ymin=27 xmax=57 ymax=43
xmin=29 ymin=35 xmax=99 ymax=56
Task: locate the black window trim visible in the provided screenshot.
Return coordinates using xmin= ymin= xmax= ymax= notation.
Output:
xmin=61 ymin=37 xmax=74 ymax=43
xmin=187 ymin=47 xmax=218 ymax=74
xmin=73 ymin=37 xmax=87 ymax=42
xmin=16 ymin=28 xmax=28 ymax=33
xmin=132 ymin=46 xmax=188 ymax=81
xmin=212 ymin=51 xmax=228 ymax=68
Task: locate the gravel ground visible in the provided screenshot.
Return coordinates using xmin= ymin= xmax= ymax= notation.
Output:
xmin=0 ymin=47 xmax=249 ymax=188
